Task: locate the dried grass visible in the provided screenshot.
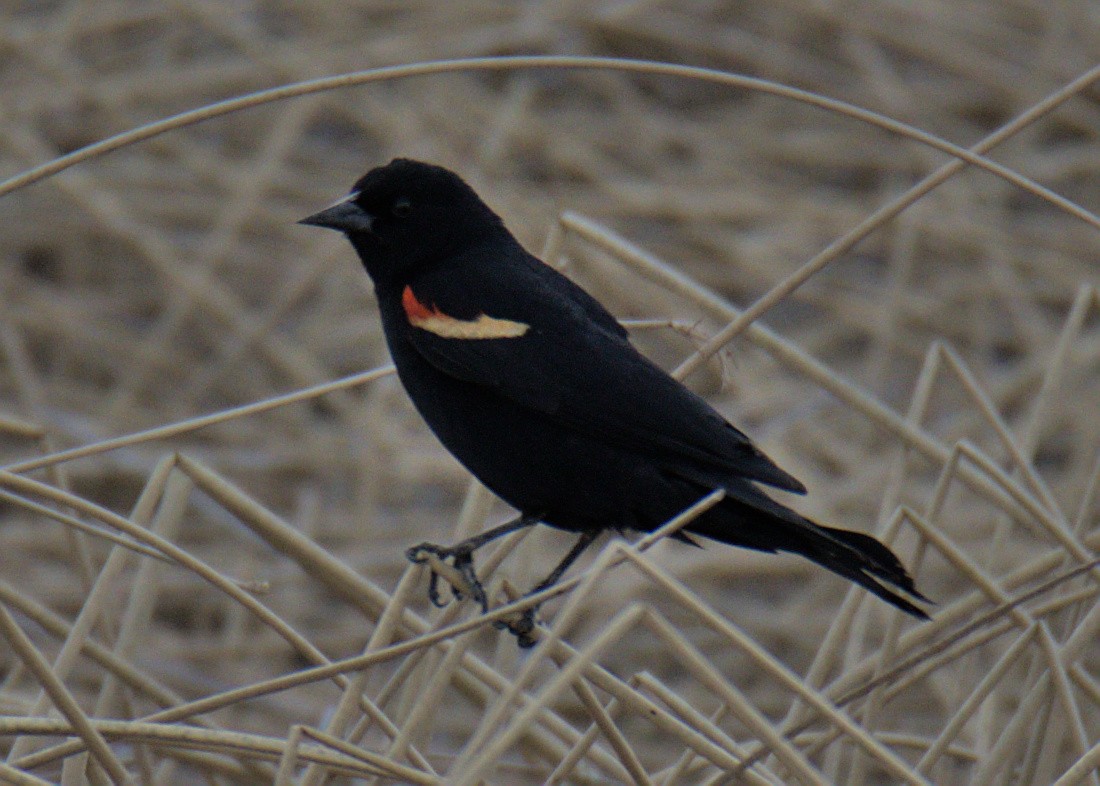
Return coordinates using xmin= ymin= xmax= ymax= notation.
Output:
xmin=0 ymin=2 xmax=1098 ymax=784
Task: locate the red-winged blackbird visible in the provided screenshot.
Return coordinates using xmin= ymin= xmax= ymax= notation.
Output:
xmin=301 ymin=158 xmax=928 ymax=645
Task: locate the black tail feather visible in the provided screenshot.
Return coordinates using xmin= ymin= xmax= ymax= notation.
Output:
xmin=810 ymin=538 xmax=930 ymax=619
xmin=689 ymin=503 xmax=929 ymax=619
xmin=782 ymin=523 xmax=929 ymax=618
xmin=821 ymin=526 xmax=931 ymax=604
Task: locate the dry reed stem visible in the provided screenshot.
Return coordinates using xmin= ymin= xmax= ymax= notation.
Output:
xmin=0 ymin=8 xmax=1097 ymax=784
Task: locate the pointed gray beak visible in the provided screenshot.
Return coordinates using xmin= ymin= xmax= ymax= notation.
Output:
xmin=298 ymin=193 xmax=374 ymax=233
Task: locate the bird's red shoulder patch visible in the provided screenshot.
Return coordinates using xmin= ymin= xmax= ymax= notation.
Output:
xmin=401 ymin=285 xmax=438 ymax=322
xmin=401 ymin=285 xmax=529 ymax=339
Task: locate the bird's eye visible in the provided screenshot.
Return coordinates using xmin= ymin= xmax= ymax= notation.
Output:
xmin=391 ymin=199 xmax=412 ymax=218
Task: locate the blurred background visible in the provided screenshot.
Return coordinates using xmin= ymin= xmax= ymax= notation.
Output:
xmin=0 ymin=2 xmax=1098 ymax=784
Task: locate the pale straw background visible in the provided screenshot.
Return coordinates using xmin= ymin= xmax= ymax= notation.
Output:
xmin=0 ymin=3 xmax=1098 ymax=785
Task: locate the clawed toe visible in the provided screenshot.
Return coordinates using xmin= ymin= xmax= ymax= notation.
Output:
xmin=406 ymin=541 xmax=489 ymax=613
xmin=407 ymin=541 xmax=541 ymax=645
xmin=406 ymin=542 xmax=439 ymax=564
xmin=507 ymin=610 xmax=539 ymax=648
xmin=426 ymin=570 xmax=449 ymax=608
xmin=403 ymin=517 xmax=582 ymax=648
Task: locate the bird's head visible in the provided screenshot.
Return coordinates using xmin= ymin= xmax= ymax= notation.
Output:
xmin=299 ymin=158 xmax=505 ymax=286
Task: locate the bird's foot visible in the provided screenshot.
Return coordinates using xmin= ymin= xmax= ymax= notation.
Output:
xmin=504 ymin=608 xmax=539 ymax=648
xmin=406 ymin=542 xmax=489 ymax=613
xmin=408 ymin=543 xmax=539 ymax=645
xmin=491 ymin=583 xmax=542 ymax=647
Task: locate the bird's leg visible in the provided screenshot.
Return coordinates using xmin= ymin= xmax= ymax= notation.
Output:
xmin=505 ymin=530 xmax=599 ymax=648
xmin=406 ymin=512 xmax=541 ymax=613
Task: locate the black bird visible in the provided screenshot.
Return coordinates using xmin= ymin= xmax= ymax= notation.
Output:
xmin=300 ymin=158 xmax=928 ymax=645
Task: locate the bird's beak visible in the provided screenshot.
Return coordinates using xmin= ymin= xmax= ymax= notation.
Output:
xmin=298 ymin=192 xmax=374 ymax=233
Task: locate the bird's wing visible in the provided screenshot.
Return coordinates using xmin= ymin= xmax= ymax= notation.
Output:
xmin=402 ymin=256 xmax=806 ymax=494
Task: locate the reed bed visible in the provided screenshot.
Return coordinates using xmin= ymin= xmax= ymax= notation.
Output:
xmin=0 ymin=3 xmax=1097 ymax=784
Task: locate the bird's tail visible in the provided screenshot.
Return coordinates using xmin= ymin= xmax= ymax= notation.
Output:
xmin=690 ymin=501 xmax=930 ymax=619
xmin=801 ymin=523 xmax=930 ymax=618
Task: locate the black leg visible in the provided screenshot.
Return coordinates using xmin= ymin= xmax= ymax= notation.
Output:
xmin=507 ymin=529 xmax=600 ymax=648
xmin=406 ymin=512 xmax=541 ymax=613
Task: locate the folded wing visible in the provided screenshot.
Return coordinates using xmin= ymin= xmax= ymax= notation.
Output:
xmin=405 ymin=256 xmax=806 ymax=495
